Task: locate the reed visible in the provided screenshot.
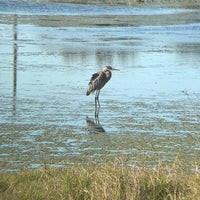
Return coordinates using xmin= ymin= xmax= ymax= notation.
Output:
xmin=0 ymin=160 xmax=199 ymax=200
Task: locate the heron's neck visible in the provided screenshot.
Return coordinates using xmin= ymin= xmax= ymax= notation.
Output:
xmin=105 ymin=70 xmax=112 ymax=80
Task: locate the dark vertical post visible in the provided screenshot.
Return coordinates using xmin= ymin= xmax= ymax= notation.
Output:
xmin=13 ymin=15 xmax=18 ymax=114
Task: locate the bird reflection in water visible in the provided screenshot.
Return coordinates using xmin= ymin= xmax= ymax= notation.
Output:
xmin=86 ymin=116 xmax=105 ymax=134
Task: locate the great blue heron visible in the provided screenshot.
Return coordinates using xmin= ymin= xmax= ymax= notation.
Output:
xmin=86 ymin=66 xmax=119 ymax=117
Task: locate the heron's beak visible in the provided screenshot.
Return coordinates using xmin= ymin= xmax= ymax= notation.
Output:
xmin=112 ymin=68 xmax=120 ymax=71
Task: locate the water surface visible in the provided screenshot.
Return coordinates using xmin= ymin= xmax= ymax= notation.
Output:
xmin=0 ymin=1 xmax=200 ymax=171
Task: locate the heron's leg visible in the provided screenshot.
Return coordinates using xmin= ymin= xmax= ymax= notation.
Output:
xmin=95 ymin=90 xmax=101 ymax=118
xmin=96 ymin=90 xmax=100 ymax=109
xmin=96 ymin=90 xmax=101 ymax=117
xmin=95 ymin=91 xmax=98 ymax=118
xmin=95 ymin=114 xmax=99 ymax=124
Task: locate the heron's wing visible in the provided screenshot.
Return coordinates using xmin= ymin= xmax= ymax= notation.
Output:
xmin=89 ymin=71 xmax=107 ymax=89
xmin=86 ymin=71 xmax=107 ymax=95
xmin=88 ymin=72 xmax=99 ymax=84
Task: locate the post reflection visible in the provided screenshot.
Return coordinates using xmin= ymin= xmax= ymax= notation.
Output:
xmin=13 ymin=15 xmax=18 ymax=115
xmin=86 ymin=116 xmax=105 ymax=134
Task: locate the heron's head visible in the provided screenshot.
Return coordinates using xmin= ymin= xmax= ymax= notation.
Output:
xmin=102 ymin=66 xmax=120 ymax=72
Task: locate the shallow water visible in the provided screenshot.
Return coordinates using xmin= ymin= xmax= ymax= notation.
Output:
xmin=0 ymin=1 xmax=200 ymax=171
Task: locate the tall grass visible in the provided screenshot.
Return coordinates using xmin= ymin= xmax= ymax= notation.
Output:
xmin=1 ymin=160 xmax=199 ymax=200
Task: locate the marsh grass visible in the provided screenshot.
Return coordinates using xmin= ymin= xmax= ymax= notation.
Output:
xmin=1 ymin=159 xmax=199 ymax=200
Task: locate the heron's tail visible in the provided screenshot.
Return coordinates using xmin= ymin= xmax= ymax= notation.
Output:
xmin=86 ymin=90 xmax=90 ymax=96
xmin=86 ymin=84 xmax=93 ymax=96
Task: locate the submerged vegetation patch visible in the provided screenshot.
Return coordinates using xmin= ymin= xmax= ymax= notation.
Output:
xmin=0 ymin=159 xmax=200 ymax=200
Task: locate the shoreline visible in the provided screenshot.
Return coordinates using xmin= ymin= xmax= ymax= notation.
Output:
xmin=1 ymin=1 xmax=200 ymax=27
xmin=15 ymin=0 xmax=200 ymax=9
xmin=1 ymin=9 xmax=200 ymax=27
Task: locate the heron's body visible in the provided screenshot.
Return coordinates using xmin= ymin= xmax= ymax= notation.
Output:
xmin=86 ymin=66 xmax=119 ymax=117
xmin=86 ymin=67 xmax=112 ymax=96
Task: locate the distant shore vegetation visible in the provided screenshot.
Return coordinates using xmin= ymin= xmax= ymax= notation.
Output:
xmin=21 ymin=0 xmax=200 ymax=8
xmin=21 ymin=0 xmax=200 ymax=5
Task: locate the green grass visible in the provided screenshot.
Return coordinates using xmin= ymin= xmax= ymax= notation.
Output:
xmin=1 ymin=160 xmax=199 ymax=200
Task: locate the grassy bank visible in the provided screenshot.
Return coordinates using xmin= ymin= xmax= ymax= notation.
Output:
xmin=1 ymin=161 xmax=199 ymax=200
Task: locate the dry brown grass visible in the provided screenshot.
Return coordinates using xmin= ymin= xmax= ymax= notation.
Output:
xmin=1 ymin=160 xmax=200 ymax=200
